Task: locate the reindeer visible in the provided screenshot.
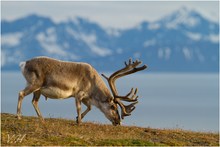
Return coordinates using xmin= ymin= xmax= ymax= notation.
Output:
xmin=17 ymin=56 xmax=147 ymax=125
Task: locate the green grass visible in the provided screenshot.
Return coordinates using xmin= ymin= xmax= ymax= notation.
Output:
xmin=1 ymin=113 xmax=219 ymax=146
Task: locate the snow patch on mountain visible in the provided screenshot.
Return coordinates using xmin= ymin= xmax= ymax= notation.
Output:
xmin=183 ymin=47 xmax=193 ymax=60
xmin=143 ymin=39 xmax=156 ymax=47
xmin=81 ymin=33 xmax=112 ymax=56
xmin=186 ymin=32 xmax=202 ymax=41
xmin=106 ymin=28 xmax=121 ymax=37
xmin=148 ymin=23 xmax=160 ymax=30
xmin=158 ymin=48 xmax=171 ymax=60
xmin=206 ymin=34 xmax=219 ymax=43
xmin=30 ymin=20 xmax=44 ymax=32
xmin=195 ymin=50 xmax=205 ymax=62
xmin=71 ymin=17 xmax=80 ymax=26
xmin=36 ymin=32 xmax=67 ymax=56
xmin=1 ymin=51 xmax=6 ymax=66
xmin=2 ymin=32 xmax=23 ymax=46
xmin=66 ymin=27 xmax=112 ymax=56
xmin=161 ymin=7 xmax=200 ymax=29
xmin=66 ymin=27 xmax=80 ymax=40
xmin=46 ymin=27 xmax=56 ymax=36
xmin=1 ymin=49 xmax=23 ymax=67
xmin=186 ymin=32 xmax=218 ymax=43
xmin=166 ymin=16 xmax=199 ymax=29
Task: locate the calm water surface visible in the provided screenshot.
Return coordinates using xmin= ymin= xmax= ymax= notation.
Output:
xmin=1 ymin=72 xmax=219 ymax=132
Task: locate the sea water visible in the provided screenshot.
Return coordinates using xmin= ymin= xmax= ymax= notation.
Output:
xmin=1 ymin=72 xmax=219 ymax=132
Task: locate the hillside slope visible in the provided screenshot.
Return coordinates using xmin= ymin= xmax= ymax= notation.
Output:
xmin=1 ymin=113 xmax=219 ymax=146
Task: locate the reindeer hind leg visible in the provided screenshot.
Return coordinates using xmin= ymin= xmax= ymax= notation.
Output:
xmin=17 ymin=71 xmax=42 ymax=120
xmin=17 ymin=84 xmax=40 ymax=119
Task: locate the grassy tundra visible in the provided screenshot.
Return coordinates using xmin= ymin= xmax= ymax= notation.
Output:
xmin=1 ymin=113 xmax=219 ymax=146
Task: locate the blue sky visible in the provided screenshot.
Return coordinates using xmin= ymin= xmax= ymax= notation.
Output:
xmin=1 ymin=1 xmax=219 ymax=29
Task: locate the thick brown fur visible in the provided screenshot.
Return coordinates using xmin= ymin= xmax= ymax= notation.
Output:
xmin=17 ymin=56 xmax=120 ymax=125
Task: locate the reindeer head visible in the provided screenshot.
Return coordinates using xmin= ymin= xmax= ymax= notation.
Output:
xmin=102 ymin=101 xmax=121 ymax=126
xmin=102 ymin=59 xmax=147 ymax=125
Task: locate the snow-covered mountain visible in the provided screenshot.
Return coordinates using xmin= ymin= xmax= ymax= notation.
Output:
xmin=1 ymin=7 xmax=219 ymax=72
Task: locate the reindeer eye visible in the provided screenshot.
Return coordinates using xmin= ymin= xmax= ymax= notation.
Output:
xmin=111 ymin=105 xmax=116 ymax=110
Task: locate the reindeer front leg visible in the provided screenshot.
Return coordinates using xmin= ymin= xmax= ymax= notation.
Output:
xmin=75 ymin=98 xmax=82 ymax=124
xmin=32 ymin=90 xmax=44 ymax=122
xmin=75 ymin=91 xmax=89 ymax=124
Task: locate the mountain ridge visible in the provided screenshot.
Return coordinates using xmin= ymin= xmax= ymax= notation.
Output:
xmin=1 ymin=7 xmax=219 ymax=72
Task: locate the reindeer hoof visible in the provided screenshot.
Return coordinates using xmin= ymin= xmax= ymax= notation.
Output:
xmin=40 ymin=117 xmax=45 ymax=123
xmin=76 ymin=116 xmax=79 ymax=123
xmin=76 ymin=116 xmax=82 ymax=125
xmin=17 ymin=115 xmax=22 ymax=120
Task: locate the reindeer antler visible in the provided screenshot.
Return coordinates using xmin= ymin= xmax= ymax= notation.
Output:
xmin=102 ymin=58 xmax=147 ymax=119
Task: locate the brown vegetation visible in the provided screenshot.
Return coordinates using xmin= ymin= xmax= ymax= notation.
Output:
xmin=1 ymin=113 xmax=219 ymax=146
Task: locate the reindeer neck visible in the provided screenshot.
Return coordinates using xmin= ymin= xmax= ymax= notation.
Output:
xmin=90 ymin=83 xmax=113 ymax=109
